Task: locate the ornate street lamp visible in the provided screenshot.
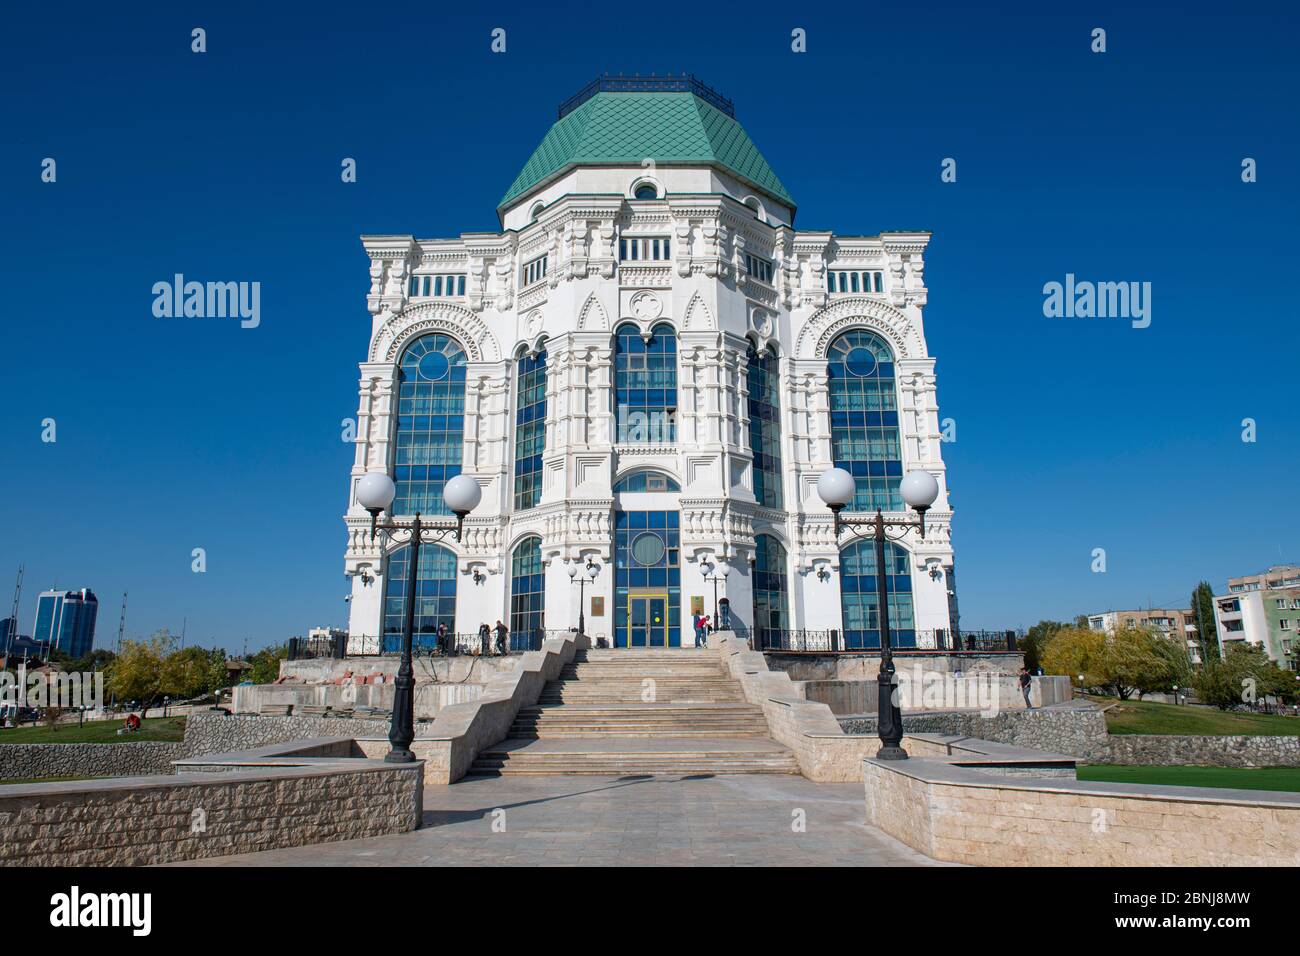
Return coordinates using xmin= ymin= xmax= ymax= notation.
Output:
xmin=356 ymin=471 xmax=482 ymax=763
xmin=700 ymin=557 xmax=730 ymax=629
xmin=567 ymin=557 xmax=600 ymax=635
xmin=816 ymin=467 xmax=940 ymax=761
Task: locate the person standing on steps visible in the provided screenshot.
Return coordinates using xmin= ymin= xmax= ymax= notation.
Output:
xmin=693 ymin=612 xmax=706 ymax=648
xmin=495 ymin=620 xmax=509 ymax=656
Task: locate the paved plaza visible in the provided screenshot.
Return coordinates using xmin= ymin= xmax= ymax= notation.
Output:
xmin=170 ymin=773 xmax=947 ymax=867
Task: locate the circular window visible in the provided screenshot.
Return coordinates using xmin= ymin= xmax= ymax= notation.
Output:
xmin=631 ymin=532 xmax=666 ymax=566
xmin=634 ymin=184 xmax=658 ymax=200
xmin=417 ymin=350 xmax=450 ymax=381
xmin=844 ymin=347 xmax=877 ymax=377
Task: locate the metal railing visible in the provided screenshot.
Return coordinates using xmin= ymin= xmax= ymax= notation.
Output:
xmin=558 ymin=73 xmax=735 ymax=120
xmin=343 ymin=628 xmax=581 ymax=658
xmin=286 ymin=635 xmax=347 ymax=661
xmin=750 ymin=628 xmax=1020 ymax=654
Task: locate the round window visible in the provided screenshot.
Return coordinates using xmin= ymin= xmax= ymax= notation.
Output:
xmin=417 ymin=350 xmax=450 ymax=381
xmin=844 ymin=347 xmax=877 ymax=377
xmin=634 ymin=184 xmax=658 ymax=200
xmin=631 ymin=532 xmax=666 ymax=566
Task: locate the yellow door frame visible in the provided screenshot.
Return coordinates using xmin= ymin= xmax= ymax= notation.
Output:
xmin=627 ymin=592 xmax=670 ymax=647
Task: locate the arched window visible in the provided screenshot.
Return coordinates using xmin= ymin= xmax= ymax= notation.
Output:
xmin=614 ymin=323 xmax=676 ymax=443
xmin=513 ymin=348 xmax=547 ymax=510
xmin=614 ymin=509 xmax=681 ymax=647
xmin=746 ymin=344 xmax=783 ymax=509
xmin=634 ymin=183 xmax=658 ymax=200
xmin=827 ymin=330 xmax=902 ymax=512
xmin=510 ymin=536 xmax=545 ymax=651
xmin=529 ymin=202 xmax=545 ymax=221
xmin=383 ymin=543 xmax=457 ymax=653
xmin=752 ymin=534 xmax=789 ymax=635
xmin=838 ymin=538 xmax=914 ymax=649
xmin=614 ymin=471 xmax=680 ymax=493
xmin=394 ymin=334 xmax=467 ymax=516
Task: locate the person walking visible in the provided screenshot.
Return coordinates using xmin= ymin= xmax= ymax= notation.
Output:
xmin=478 ymin=623 xmax=491 ymax=657
xmin=1019 ymin=667 xmax=1033 ymax=709
xmin=495 ymin=620 xmax=509 ymax=656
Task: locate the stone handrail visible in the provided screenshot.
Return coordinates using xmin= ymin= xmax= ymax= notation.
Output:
xmin=406 ymin=631 xmax=590 ymax=784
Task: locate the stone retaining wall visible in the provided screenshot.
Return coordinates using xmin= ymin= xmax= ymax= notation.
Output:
xmin=182 ymin=712 xmax=408 ymax=754
xmin=1104 ymin=734 xmax=1300 ymax=768
xmin=0 ymin=742 xmax=190 ymax=780
xmin=840 ymin=708 xmax=1112 ymax=762
xmin=0 ymin=760 xmax=424 ymax=867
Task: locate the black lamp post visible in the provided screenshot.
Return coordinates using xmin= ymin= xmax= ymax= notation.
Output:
xmin=356 ymin=471 xmax=482 ymax=763
xmin=700 ymin=557 xmax=729 ymax=629
xmin=568 ymin=558 xmax=600 ymax=635
xmin=816 ymin=467 xmax=940 ymax=761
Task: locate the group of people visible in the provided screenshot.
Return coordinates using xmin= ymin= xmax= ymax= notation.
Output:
xmin=431 ymin=621 xmax=511 ymax=656
xmin=691 ymin=612 xmax=713 ymax=648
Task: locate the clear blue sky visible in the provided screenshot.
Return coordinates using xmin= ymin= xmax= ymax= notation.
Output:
xmin=2 ymin=2 xmax=1296 ymax=650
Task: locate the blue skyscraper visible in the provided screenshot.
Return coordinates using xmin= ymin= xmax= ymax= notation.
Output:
xmin=32 ymin=589 xmax=98 ymax=658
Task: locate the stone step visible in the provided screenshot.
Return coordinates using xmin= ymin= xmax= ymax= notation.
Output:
xmin=468 ymin=749 xmax=800 ymax=775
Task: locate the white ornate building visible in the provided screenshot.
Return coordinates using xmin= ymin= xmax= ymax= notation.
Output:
xmin=342 ymin=75 xmax=955 ymax=653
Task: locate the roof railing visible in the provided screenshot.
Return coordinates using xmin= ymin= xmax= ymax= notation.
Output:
xmin=557 ymin=72 xmax=735 ymax=120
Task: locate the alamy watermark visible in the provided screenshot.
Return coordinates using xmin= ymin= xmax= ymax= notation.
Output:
xmin=0 ymin=669 xmax=104 ymax=713
xmin=152 ymin=274 xmax=260 ymax=328
xmin=1042 ymin=274 xmax=1151 ymax=329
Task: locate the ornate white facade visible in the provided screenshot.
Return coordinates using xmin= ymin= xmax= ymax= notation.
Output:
xmin=342 ymin=77 xmax=955 ymax=652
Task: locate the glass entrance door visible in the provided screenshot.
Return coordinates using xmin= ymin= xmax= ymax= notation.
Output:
xmin=628 ymin=594 xmax=669 ymax=647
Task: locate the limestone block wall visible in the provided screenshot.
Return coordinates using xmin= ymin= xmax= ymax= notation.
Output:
xmin=0 ymin=761 xmax=424 ymax=867
xmin=863 ymin=758 xmax=1300 ymax=867
xmin=764 ymin=652 xmax=1023 ymax=681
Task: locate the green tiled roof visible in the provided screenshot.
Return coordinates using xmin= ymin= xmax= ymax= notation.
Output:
xmin=499 ymin=92 xmax=795 ymax=212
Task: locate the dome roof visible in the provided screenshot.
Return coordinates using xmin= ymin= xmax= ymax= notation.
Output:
xmin=499 ymin=78 xmax=795 ymax=214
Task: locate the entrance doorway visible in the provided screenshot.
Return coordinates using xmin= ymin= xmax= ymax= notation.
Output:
xmin=626 ymin=593 xmax=672 ymax=647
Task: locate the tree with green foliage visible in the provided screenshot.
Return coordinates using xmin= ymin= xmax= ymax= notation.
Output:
xmin=1020 ymin=620 xmax=1066 ymax=672
xmin=1190 ymin=581 xmax=1220 ymax=662
xmin=1192 ymin=643 xmax=1294 ymax=709
xmin=246 ymin=644 xmax=288 ymax=684
xmin=160 ymin=645 xmax=219 ymax=700
xmin=105 ymin=632 xmax=174 ymax=712
xmin=1040 ymin=626 xmax=1107 ymax=691
xmin=1041 ymin=625 xmax=1191 ymax=699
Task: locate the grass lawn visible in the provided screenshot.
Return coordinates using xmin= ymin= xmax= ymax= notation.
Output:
xmin=0 ymin=716 xmax=186 ymax=744
xmin=1078 ymin=763 xmax=1300 ymax=793
xmin=1089 ymin=696 xmax=1300 ymax=736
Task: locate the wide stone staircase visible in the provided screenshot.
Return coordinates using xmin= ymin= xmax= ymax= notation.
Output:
xmin=468 ymin=648 xmax=799 ymax=775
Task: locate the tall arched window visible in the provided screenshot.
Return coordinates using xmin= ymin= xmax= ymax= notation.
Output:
xmin=383 ymin=544 xmax=457 ymax=653
xmin=513 ymin=348 xmax=547 ymax=511
xmin=827 ymin=330 xmax=902 ymax=512
xmin=614 ymin=323 xmax=676 ymax=443
xmin=838 ymin=538 xmax=914 ymax=649
xmin=746 ymin=344 xmax=783 ymax=509
xmin=394 ymin=334 xmax=467 ymax=516
xmin=510 ymin=536 xmax=545 ymax=651
xmin=752 ymin=534 xmax=789 ymax=635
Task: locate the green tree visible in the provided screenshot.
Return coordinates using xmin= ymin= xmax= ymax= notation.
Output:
xmin=160 ymin=645 xmax=219 ymax=700
xmin=246 ymin=643 xmax=288 ymax=684
xmin=1190 ymin=581 xmax=1220 ymax=662
xmin=1040 ymin=626 xmax=1107 ymax=690
xmin=1103 ymin=626 xmax=1191 ymax=699
xmin=105 ymin=631 xmax=174 ymax=711
xmin=1192 ymin=644 xmax=1285 ymax=710
xmin=1020 ymin=620 xmax=1066 ymax=672
xmin=204 ymin=647 xmax=230 ymax=693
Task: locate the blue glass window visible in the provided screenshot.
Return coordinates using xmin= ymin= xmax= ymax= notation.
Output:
xmin=827 ymin=330 xmax=902 ymax=512
xmin=613 ymin=471 xmax=681 ymax=493
xmin=752 ymin=534 xmax=789 ymax=634
xmin=513 ymin=349 xmax=547 ymax=510
xmin=510 ymin=536 xmax=545 ymax=651
xmin=614 ymin=509 xmax=681 ymax=647
xmin=393 ymin=334 xmax=467 ymax=516
xmin=614 ymin=323 xmax=676 ymax=443
xmin=838 ymin=538 xmax=915 ymax=650
xmin=746 ymin=345 xmax=783 ymax=509
xmin=383 ymin=543 xmax=457 ymax=653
